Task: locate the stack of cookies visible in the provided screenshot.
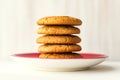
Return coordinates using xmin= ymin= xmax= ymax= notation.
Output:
xmin=36 ymin=16 xmax=82 ymax=59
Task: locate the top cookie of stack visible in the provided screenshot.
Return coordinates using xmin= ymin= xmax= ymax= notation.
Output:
xmin=36 ymin=16 xmax=82 ymax=59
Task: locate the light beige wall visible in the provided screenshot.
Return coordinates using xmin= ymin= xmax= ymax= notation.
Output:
xmin=0 ymin=0 xmax=120 ymax=60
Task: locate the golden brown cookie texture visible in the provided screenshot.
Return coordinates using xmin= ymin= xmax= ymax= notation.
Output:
xmin=37 ymin=16 xmax=82 ymax=25
xmin=36 ymin=16 xmax=82 ymax=59
xmin=38 ymin=44 xmax=82 ymax=53
xmin=39 ymin=52 xmax=82 ymax=59
xmin=36 ymin=35 xmax=81 ymax=44
xmin=37 ymin=25 xmax=80 ymax=34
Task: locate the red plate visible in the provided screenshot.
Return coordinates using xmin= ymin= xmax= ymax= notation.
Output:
xmin=13 ymin=53 xmax=107 ymax=59
xmin=12 ymin=52 xmax=108 ymax=71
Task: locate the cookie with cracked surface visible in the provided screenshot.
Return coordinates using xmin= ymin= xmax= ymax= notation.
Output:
xmin=37 ymin=25 xmax=80 ymax=34
xmin=36 ymin=35 xmax=81 ymax=44
xmin=37 ymin=16 xmax=82 ymax=25
xmin=38 ymin=44 xmax=82 ymax=53
xmin=39 ymin=52 xmax=82 ymax=59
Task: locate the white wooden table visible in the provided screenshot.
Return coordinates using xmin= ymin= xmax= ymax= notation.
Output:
xmin=0 ymin=61 xmax=120 ymax=80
